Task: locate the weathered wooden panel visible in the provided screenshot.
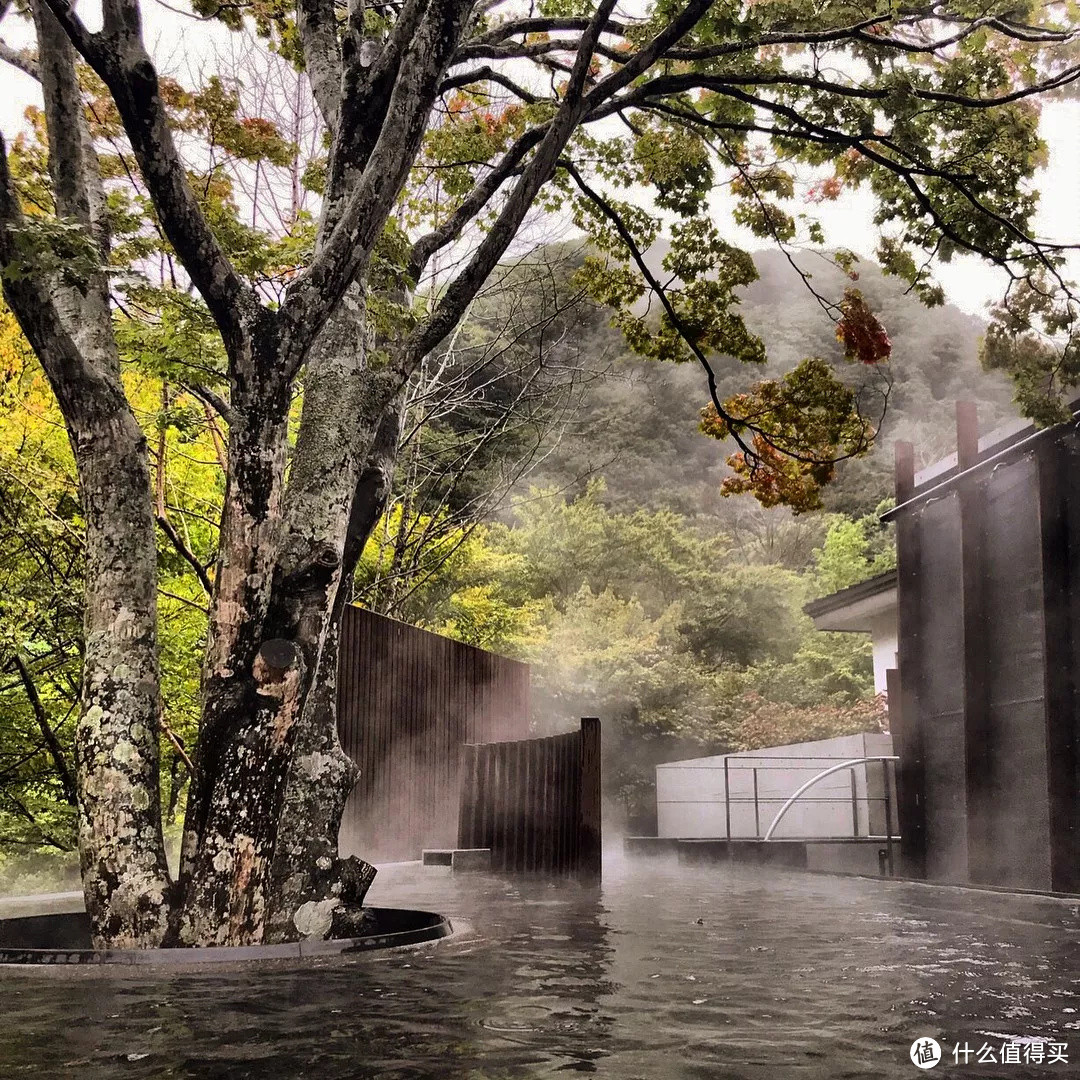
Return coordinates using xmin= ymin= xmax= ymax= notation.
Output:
xmin=1051 ymin=434 xmax=1080 ymax=892
xmin=337 ymin=606 xmax=530 ymax=863
xmin=893 ymin=442 xmax=926 ymax=876
xmin=915 ymin=494 xmax=968 ymax=881
xmin=457 ymin=719 xmax=602 ymax=878
xmin=983 ymin=456 xmax=1052 ymax=889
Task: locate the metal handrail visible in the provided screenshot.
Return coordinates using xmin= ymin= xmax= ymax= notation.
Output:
xmin=658 ymin=796 xmax=893 ymax=804
xmin=660 ymin=756 xmax=895 ymax=768
xmin=762 ymin=756 xmax=899 ymax=841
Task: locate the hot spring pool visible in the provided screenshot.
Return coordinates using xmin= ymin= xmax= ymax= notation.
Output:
xmin=1 ymin=858 xmax=1078 ymax=1078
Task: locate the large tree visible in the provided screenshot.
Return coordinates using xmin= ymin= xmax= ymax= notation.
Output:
xmin=0 ymin=0 xmax=1075 ymax=946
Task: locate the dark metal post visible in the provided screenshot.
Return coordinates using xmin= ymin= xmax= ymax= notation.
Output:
xmin=579 ymin=717 xmax=602 ymax=880
xmin=850 ymin=768 xmax=859 ymax=837
xmin=883 ymin=759 xmax=895 ymax=877
xmin=753 ymin=767 xmax=760 ymax=838
xmin=957 ymin=401 xmax=992 ymax=883
xmin=1038 ymin=438 xmax=1080 ymax=892
xmin=457 ymin=743 xmax=479 ymax=849
xmin=724 ymin=757 xmax=732 ymax=842
xmin=894 ymin=439 xmax=927 ymax=877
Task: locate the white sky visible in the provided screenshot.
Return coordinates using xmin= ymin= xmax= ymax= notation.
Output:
xmin=0 ymin=2 xmax=1077 ymax=320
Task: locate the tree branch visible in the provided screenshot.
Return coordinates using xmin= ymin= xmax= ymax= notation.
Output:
xmin=407 ymin=126 xmax=547 ymax=282
xmin=157 ymin=514 xmax=214 ymax=594
xmin=296 ymin=0 xmax=342 ymax=130
xmin=181 ymin=381 xmax=234 ymax=426
xmin=279 ymin=0 xmax=476 ymax=375
xmin=406 ymin=0 xmax=715 ymax=363
xmin=2 ymin=793 xmax=74 ymax=850
xmin=438 ymin=64 xmax=540 ymax=103
xmin=43 ymin=0 xmax=260 ymax=357
xmin=0 ymin=38 xmax=39 ymax=79
xmin=0 ymin=134 xmax=126 ymax=432
xmin=32 ymin=0 xmax=119 ymax=369
xmin=561 ymin=159 xmax=879 ymax=469
xmin=12 ymin=652 xmax=78 ymax=807
xmin=467 ymin=15 xmax=630 ymax=48
xmin=628 ymin=64 xmax=1080 ymax=113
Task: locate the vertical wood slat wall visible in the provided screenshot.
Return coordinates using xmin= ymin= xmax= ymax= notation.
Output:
xmin=457 ymin=717 xmax=602 ymax=878
xmin=337 ymin=605 xmax=531 ymax=863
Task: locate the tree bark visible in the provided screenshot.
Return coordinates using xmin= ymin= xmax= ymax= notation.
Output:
xmin=171 ymin=335 xmax=293 ymax=946
xmin=173 ymin=297 xmax=404 ymax=945
xmin=0 ymin=252 xmax=174 ymax=952
xmin=73 ymin=391 xmax=173 ymax=947
xmin=265 ymin=396 xmax=403 ymax=941
xmin=0 ymin=3 xmax=174 ymax=948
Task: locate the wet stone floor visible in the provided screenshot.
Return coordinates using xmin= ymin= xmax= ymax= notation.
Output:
xmin=1 ymin=857 xmax=1079 ymax=1079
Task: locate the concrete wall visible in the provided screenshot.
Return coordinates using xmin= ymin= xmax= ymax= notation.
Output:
xmin=656 ymin=733 xmax=895 ymax=840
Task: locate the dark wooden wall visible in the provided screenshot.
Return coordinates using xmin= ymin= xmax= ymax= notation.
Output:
xmin=892 ymin=410 xmax=1080 ymax=892
xmin=336 ymin=605 xmax=531 ymax=863
xmin=982 ymin=456 xmax=1052 ymax=887
xmin=916 ymin=493 xmax=968 ymax=881
xmin=457 ymin=718 xmax=602 ymax=878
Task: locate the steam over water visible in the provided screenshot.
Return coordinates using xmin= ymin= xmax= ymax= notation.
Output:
xmin=2 ymin=858 xmax=1078 ymax=1078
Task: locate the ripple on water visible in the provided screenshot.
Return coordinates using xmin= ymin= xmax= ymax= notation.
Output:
xmin=2 ymin=861 xmax=1079 ymax=1079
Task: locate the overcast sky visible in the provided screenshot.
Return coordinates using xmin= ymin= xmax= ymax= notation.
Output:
xmin=1 ymin=2 xmax=1077 ymax=320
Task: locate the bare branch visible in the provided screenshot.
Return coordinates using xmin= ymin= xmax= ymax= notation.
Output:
xmin=12 ymin=653 xmax=78 ymax=807
xmin=407 ymin=126 xmax=546 ymax=281
xmin=181 ymin=381 xmax=234 ymax=426
xmin=296 ymin=0 xmax=342 ymax=129
xmin=157 ymin=514 xmax=214 ymax=595
xmin=43 ymin=0 xmax=260 ymax=356
xmin=438 ymin=64 xmax=540 ymax=103
xmin=0 ymin=38 xmax=39 ymax=79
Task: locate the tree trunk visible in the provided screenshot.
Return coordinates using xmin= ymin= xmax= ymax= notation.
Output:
xmin=173 ymin=297 xmax=404 ymax=945
xmin=0 ymin=2 xmax=174 ymax=948
xmin=265 ymin=398 xmax=403 ymax=941
xmin=171 ymin=339 xmax=294 ymax=946
xmin=73 ymin=398 xmax=173 ymax=947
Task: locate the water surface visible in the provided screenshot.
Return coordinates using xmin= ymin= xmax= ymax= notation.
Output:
xmin=2 ymin=858 xmax=1078 ymax=1078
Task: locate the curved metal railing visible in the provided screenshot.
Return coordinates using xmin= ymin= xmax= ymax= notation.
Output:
xmin=762 ymin=755 xmax=899 ymax=841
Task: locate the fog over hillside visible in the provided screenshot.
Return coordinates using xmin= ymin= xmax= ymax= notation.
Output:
xmin=530 ymin=247 xmax=1020 ymax=520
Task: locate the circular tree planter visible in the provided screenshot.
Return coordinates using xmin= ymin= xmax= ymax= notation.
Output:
xmin=0 ymin=906 xmax=453 ymax=966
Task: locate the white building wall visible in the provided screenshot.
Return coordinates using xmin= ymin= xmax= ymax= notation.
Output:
xmin=656 ymin=732 xmax=895 ymax=840
xmin=870 ymin=613 xmax=898 ymax=695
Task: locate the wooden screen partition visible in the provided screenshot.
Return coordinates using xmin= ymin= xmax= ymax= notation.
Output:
xmin=336 ymin=605 xmax=531 ymax=863
xmin=457 ymin=717 xmax=602 ymax=878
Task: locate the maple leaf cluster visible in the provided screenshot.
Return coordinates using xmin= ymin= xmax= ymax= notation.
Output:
xmin=836 ymin=287 xmax=892 ymax=365
xmin=699 ymin=357 xmax=875 ymax=513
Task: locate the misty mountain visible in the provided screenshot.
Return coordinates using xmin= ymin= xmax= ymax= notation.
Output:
xmin=528 ymin=247 xmax=1020 ymax=520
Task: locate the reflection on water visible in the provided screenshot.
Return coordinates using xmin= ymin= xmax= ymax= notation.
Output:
xmin=2 ymin=858 xmax=1079 ymax=1078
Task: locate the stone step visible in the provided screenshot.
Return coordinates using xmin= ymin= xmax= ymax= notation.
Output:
xmin=421 ymin=848 xmax=491 ymax=871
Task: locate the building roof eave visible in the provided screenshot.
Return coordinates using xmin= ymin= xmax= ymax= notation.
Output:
xmin=803 ymin=569 xmax=898 ymax=632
